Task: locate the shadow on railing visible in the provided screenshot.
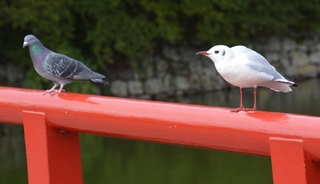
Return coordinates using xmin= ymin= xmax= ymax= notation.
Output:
xmin=0 ymin=86 xmax=320 ymax=184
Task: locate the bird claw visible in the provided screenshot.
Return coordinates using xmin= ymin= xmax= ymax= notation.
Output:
xmin=43 ymin=89 xmax=65 ymax=96
xmin=230 ymin=107 xmax=246 ymax=113
xmin=43 ymin=90 xmax=59 ymax=96
xmin=244 ymin=107 xmax=257 ymax=112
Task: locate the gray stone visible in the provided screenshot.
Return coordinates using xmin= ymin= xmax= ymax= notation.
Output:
xmin=285 ymin=65 xmax=297 ymax=76
xmin=200 ymin=55 xmax=215 ymax=68
xmin=128 ymin=80 xmax=143 ymax=96
xmin=144 ymin=78 xmax=162 ymax=95
xmin=303 ymin=40 xmax=317 ymax=52
xmin=110 ymin=80 xmax=128 ymax=97
xmin=142 ymin=61 xmax=154 ymax=78
xmin=162 ymin=74 xmax=175 ymax=95
xmin=265 ymin=37 xmax=281 ymax=51
xmin=265 ymin=52 xmax=280 ymax=63
xmin=156 ymin=58 xmax=168 ymax=78
xmin=297 ymin=43 xmax=308 ymax=52
xmin=133 ymin=72 xmax=141 ymax=80
xmin=175 ymin=76 xmax=190 ymax=91
xmin=199 ymin=75 xmax=214 ymax=91
xmin=188 ymin=61 xmax=203 ymax=75
xmin=309 ymin=51 xmax=320 ymax=64
xmin=189 ymin=74 xmax=201 ymax=91
xmin=181 ymin=47 xmax=199 ymax=63
xmin=163 ymin=46 xmax=181 ymax=62
xmin=291 ymin=51 xmax=309 ymax=67
xmin=279 ymin=53 xmax=290 ymax=67
xmin=202 ymin=65 xmax=217 ymax=79
xmin=116 ymin=68 xmax=134 ymax=80
xmin=296 ymin=65 xmax=318 ymax=78
xmin=171 ymin=61 xmax=188 ymax=75
xmin=282 ymin=38 xmax=297 ymax=52
xmin=200 ymin=74 xmax=226 ymax=91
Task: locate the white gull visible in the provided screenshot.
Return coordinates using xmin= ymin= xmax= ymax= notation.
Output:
xmin=197 ymin=45 xmax=297 ymax=112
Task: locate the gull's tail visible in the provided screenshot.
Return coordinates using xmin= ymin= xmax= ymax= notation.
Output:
xmin=261 ymin=79 xmax=297 ymax=92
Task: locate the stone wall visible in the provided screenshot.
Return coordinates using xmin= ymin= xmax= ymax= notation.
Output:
xmin=110 ymin=33 xmax=320 ymax=98
xmin=110 ymin=46 xmax=227 ymax=99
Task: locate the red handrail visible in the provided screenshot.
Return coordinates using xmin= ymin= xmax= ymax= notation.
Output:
xmin=0 ymin=86 xmax=320 ymax=184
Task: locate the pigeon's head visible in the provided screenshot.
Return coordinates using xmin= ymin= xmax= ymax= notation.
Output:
xmin=23 ymin=35 xmax=39 ymax=48
xmin=197 ymin=45 xmax=231 ymax=63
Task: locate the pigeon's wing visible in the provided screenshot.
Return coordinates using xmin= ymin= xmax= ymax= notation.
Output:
xmin=44 ymin=53 xmax=105 ymax=80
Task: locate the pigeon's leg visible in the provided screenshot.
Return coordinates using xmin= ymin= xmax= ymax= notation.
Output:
xmin=49 ymin=84 xmax=65 ymax=96
xmin=57 ymin=85 xmax=65 ymax=94
xmin=231 ymin=88 xmax=246 ymax=112
xmin=43 ymin=82 xmax=59 ymax=95
xmin=245 ymin=87 xmax=258 ymax=111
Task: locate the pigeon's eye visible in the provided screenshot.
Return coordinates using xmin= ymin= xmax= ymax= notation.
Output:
xmin=214 ymin=50 xmax=219 ymax=54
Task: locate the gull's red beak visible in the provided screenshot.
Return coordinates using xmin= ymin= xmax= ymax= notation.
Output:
xmin=196 ymin=51 xmax=209 ymax=56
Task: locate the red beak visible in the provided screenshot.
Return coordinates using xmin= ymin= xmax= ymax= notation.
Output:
xmin=196 ymin=51 xmax=209 ymax=56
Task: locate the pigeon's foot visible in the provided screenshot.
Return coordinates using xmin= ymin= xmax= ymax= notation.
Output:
xmin=49 ymin=90 xmax=60 ymax=96
xmin=43 ymin=89 xmax=59 ymax=96
xmin=43 ymin=89 xmax=65 ymax=96
xmin=43 ymin=89 xmax=55 ymax=95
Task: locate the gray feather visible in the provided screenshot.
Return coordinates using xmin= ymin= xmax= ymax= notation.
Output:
xmin=241 ymin=48 xmax=296 ymax=92
xmin=44 ymin=53 xmax=106 ymax=80
xmin=90 ymin=78 xmax=109 ymax=85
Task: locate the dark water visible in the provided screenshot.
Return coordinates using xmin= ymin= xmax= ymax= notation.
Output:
xmin=1 ymin=78 xmax=320 ymax=184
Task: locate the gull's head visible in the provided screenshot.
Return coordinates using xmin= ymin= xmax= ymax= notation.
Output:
xmin=197 ymin=45 xmax=231 ymax=63
xmin=23 ymin=34 xmax=38 ymax=48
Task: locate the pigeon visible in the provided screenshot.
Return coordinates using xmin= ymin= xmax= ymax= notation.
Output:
xmin=197 ymin=45 xmax=297 ymax=112
xmin=23 ymin=34 xmax=108 ymax=95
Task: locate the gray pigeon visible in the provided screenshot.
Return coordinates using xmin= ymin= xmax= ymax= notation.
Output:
xmin=23 ymin=34 xmax=108 ymax=95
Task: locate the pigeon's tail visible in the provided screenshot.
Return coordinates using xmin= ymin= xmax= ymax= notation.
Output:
xmin=90 ymin=78 xmax=109 ymax=86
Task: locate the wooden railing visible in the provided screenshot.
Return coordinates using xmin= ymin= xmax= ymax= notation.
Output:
xmin=0 ymin=86 xmax=320 ymax=184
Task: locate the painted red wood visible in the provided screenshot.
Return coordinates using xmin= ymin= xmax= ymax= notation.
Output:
xmin=23 ymin=111 xmax=83 ymax=184
xmin=0 ymin=86 xmax=320 ymax=184
xmin=270 ymin=138 xmax=320 ymax=184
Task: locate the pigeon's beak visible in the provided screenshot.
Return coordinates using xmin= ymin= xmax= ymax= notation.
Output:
xmin=23 ymin=41 xmax=28 ymax=48
xmin=196 ymin=51 xmax=209 ymax=56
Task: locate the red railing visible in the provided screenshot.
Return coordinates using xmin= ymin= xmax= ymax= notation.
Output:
xmin=0 ymin=86 xmax=320 ymax=184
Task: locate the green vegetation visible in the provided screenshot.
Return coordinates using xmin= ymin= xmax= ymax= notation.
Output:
xmin=1 ymin=0 xmax=320 ymax=92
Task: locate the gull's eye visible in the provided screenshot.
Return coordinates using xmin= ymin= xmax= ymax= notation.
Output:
xmin=214 ymin=50 xmax=219 ymax=54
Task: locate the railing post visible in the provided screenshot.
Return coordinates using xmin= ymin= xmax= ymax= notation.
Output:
xmin=270 ymin=137 xmax=320 ymax=184
xmin=23 ymin=111 xmax=83 ymax=184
